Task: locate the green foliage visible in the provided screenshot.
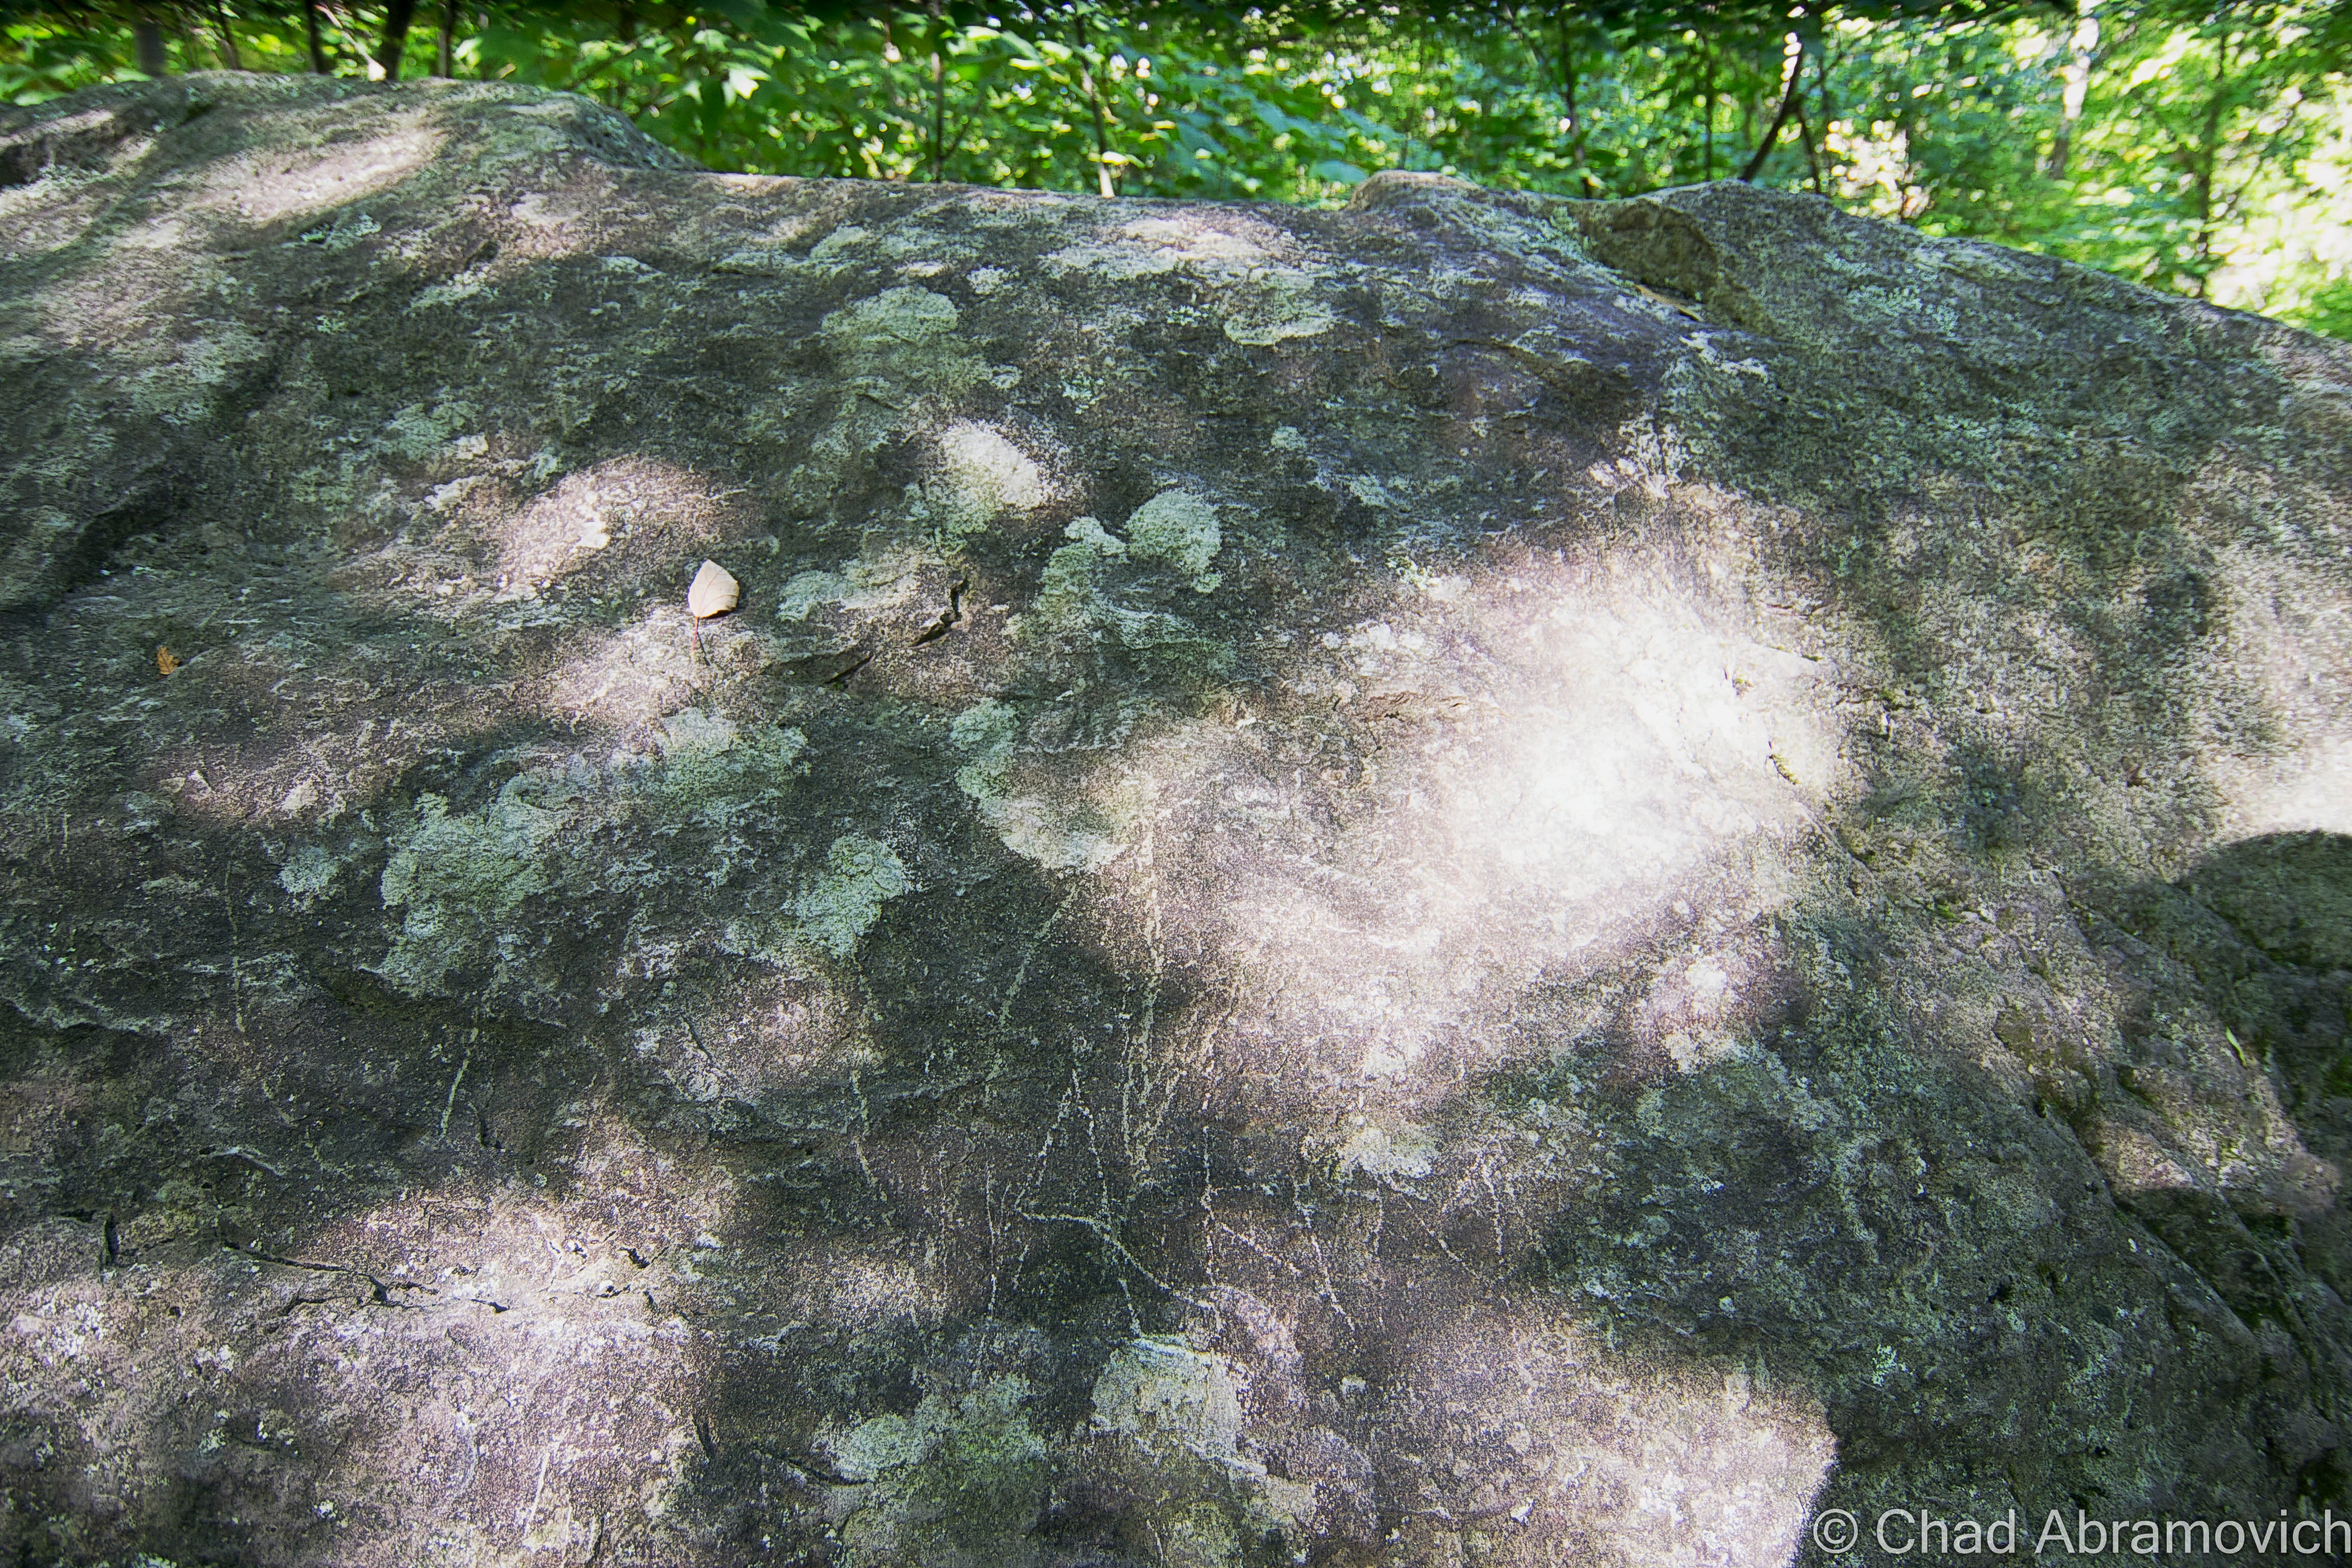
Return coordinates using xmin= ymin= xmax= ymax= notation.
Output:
xmin=6 ymin=1 xmax=2351 ymax=334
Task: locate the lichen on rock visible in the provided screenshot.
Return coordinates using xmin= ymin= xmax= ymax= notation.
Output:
xmin=1022 ymin=493 xmax=1235 ymax=682
xmin=792 ymin=832 xmax=911 ymax=958
xmin=378 ymin=783 xmax=562 ymax=994
xmin=3 ymin=70 xmax=2351 ymax=1568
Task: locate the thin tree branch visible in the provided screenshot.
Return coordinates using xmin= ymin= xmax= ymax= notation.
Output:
xmin=1738 ymin=36 xmax=1807 ymax=182
xmin=928 ymin=0 xmax=947 ymax=182
xmin=1074 ymin=7 xmax=1118 ymax=198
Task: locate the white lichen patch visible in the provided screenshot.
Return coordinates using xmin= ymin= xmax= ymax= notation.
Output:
xmin=776 ymin=543 xmax=935 ymax=622
xmin=1044 ymin=212 xmax=1333 ymax=348
xmin=1333 ymin=1118 xmax=1437 ymax=1181
xmin=978 ymin=792 xmax=1134 ymax=874
xmin=1091 ymin=1338 xmax=1252 ymax=1471
xmin=792 ymin=834 xmax=910 ymax=959
xmin=1045 ymin=213 xmax=1283 ymax=281
xmin=950 ymin=699 xmax=1140 ymax=874
xmin=1684 ymin=329 xmax=1771 ymax=378
xmin=491 ymin=471 xmax=628 ymax=592
xmin=915 ymin=421 xmax=1052 ymax=540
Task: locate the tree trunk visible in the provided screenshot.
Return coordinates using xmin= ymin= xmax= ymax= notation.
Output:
xmin=378 ymin=0 xmax=419 ymax=82
xmin=1740 ymin=43 xmax=1755 ymax=153
xmin=1554 ymin=13 xmax=1595 ymax=197
xmin=1565 ymin=63 xmax=1593 ymax=194
xmin=436 ymin=0 xmax=455 ymax=77
xmin=1809 ymin=38 xmax=1834 ymax=198
xmin=303 ymin=0 xmax=329 ymax=72
xmin=2045 ymin=9 xmax=2099 ymax=177
xmin=2191 ymin=65 xmax=2226 ymax=297
xmin=134 ymin=18 xmax=169 ymax=76
xmin=209 ymin=0 xmax=243 ymax=69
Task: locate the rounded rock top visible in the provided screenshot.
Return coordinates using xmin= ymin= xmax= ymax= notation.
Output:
xmin=688 ymin=560 xmax=741 ymax=619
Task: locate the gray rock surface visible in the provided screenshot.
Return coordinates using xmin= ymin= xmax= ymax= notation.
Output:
xmin=3 ymin=71 xmax=2350 ymax=1567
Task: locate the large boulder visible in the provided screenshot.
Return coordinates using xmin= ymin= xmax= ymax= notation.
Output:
xmin=3 ymin=71 xmax=2349 ymax=1567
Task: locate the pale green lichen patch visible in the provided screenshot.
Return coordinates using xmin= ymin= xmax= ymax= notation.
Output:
xmin=822 ymin=285 xmax=958 ymax=350
xmin=1123 ymin=488 xmax=1223 ymax=591
xmin=950 ymin=699 xmax=1141 ymax=874
xmin=371 ymin=716 xmax=812 ymax=993
xmin=379 ymin=398 xmax=477 ymax=461
xmin=652 ymin=708 xmax=807 ymax=827
xmin=378 ymin=782 xmax=559 ymax=993
xmin=948 ymin=698 xmax=1019 ymax=799
xmin=1034 ymin=515 xmax=1127 ymax=630
xmin=1332 ymin=1117 xmax=1437 ymax=1181
xmin=808 ymin=283 xmax=1008 ymax=415
xmin=127 ymin=325 xmax=270 ymax=423
xmin=817 ymin=1376 xmax=1054 ymax=1566
xmin=1021 ymin=492 xmax=1232 ymax=680
xmin=806 ymin=223 xmax=871 ymax=265
xmin=1086 ymin=1338 xmax=1316 ymax=1563
xmin=792 ymin=834 xmax=910 ymax=958
xmin=1220 ymin=273 xmax=1337 ymax=347
xmin=777 ymin=543 xmax=936 ymax=621
xmin=277 ymin=844 xmax=341 ymax=908
xmin=824 ymin=1407 xmax=931 ymax=1483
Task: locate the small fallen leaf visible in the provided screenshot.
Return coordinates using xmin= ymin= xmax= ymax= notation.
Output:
xmin=157 ymin=645 xmax=181 ymax=676
xmin=688 ymin=559 xmax=740 ymax=619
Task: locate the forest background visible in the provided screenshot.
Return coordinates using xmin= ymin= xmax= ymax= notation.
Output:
xmin=5 ymin=0 xmax=2350 ymax=337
